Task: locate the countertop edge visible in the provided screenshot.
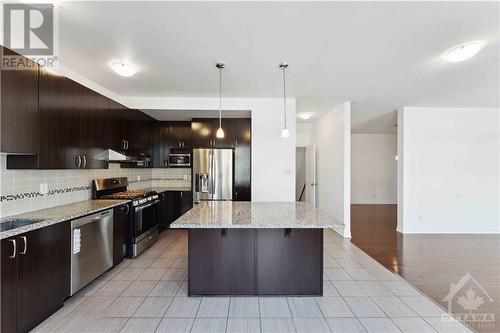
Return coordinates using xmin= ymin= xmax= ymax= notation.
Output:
xmin=170 ymin=224 xmax=345 ymax=230
xmin=0 ymin=200 xmax=130 ymax=240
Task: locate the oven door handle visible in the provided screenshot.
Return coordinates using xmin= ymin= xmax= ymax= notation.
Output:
xmin=135 ymin=200 xmax=160 ymax=212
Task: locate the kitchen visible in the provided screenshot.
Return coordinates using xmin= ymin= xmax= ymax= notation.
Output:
xmin=0 ymin=2 xmax=485 ymax=333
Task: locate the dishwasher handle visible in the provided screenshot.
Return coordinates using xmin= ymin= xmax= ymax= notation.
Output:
xmin=72 ymin=210 xmax=112 ymax=228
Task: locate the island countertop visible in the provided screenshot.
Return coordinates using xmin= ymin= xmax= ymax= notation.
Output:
xmin=170 ymin=201 xmax=344 ymax=231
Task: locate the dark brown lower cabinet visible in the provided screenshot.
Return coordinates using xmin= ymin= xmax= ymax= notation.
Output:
xmin=160 ymin=191 xmax=193 ymax=232
xmin=256 ymin=229 xmax=323 ymax=295
xmin=1 ymin=222 xmax=70 ymax=333
xmin=113 ymin=204 xmax=129 ymax=266
xmin=188 ymin=228 xmax=323 ymax=296
xmin=189 ymin=229 xmax=255 ymax=295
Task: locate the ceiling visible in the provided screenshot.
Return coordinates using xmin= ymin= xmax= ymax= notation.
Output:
xmin=56 ymin=1 xmax=499 ymax=133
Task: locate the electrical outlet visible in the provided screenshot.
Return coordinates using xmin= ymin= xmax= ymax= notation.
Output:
xmin=183 ymin=174 xmax=188 ymax=180
xmin=137 ymin=175 xmax=141 ymax=181
xmin=40 ymin=183 xmax=48 ymax=194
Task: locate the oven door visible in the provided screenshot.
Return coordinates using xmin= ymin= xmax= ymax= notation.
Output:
xmin=134 ymin=199 xmax=160 ymax=241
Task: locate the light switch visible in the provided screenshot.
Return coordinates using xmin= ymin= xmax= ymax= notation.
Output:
xmin=40 ymin=183 xmax=48 ymax=194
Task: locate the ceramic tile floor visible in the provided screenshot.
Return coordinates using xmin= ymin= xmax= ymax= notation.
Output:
xmin=32 ymin=229 xmax=473 ymax=333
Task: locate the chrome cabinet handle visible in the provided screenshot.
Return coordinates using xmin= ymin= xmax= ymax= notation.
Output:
xmin=82 ymin=155 xmax=87 ymax=168
xmin=125 ymin=140 xmax=129 ymax=150
xmin=75 ymin=155 xmax=81 ymax=168
xmin=8 ymin=239 xmax=16 ymax=258
xmin=121 ymin=140 xmax=126 ymax=149
xmin=123 ymin=204 xmax=129 ymax=214
xmin=20 ymin=236 xmax=27 ymax=255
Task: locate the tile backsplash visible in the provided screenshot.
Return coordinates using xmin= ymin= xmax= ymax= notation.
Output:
xmin=0 ymin=155 xmax=191 ymax=218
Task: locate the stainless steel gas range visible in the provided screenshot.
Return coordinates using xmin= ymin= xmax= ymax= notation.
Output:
xmin=92 ymin=177 xmax=159 ymax=257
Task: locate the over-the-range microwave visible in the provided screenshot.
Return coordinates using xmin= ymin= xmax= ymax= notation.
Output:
xmin=168 ymin=153 xmax=191 ymax=167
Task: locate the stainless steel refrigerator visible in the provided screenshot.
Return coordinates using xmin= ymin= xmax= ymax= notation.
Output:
xmin=193 ymin=148 xmax=233 ymax=202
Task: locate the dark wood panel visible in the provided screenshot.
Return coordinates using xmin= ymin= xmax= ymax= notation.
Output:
xmin=79 ymin=88 xmax=109 ymax=169
xmin=189 ymin=229 xmax=255 ymax=295
xmin=234 ymin=119 xmax=251 ymax=201
xmin=16 ymin=222 xmax=70 ymax=333
xmin=38 ymin=68 xmax=81 ymax=169
xmin=180 ymin=191 xmax=193 ymax=215
xmin=1 ymin=237 xmax=18 ymax=333
xmin=256 ymin=229 xmax=323 ymax=295
xmin=113 ymin=204 xmax=129 ymax=265
xmin=0 ymin=46 xmax=39 ymax=154
xmin=192 ymin=118 xmax=217 ymax=148
xmin=107 ymin=100 xmax=129 ymax=153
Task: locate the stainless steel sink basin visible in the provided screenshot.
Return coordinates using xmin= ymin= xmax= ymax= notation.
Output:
xmin=0 ymin=218 xmax=45 ymax=232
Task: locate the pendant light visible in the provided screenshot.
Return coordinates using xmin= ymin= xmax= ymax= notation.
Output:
xmin=279 ymin=62 xmax=290 ymax=138
xmin=216 ymin=63 xmax=225 ymax=139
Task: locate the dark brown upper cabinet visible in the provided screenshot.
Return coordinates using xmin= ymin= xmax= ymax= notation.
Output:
xmin=38 ymin=69 xmax=109 ymax=169
xmin=192 ymin=118 xmax=217 ymax=148
xmin=0 ymin=46 xmax=39 ymax=155
xmin=169 ymin=121 xmax=192 ymax=149
xmin=79 ymin=88 xmax=109 ymax=169
xmin=38 ymin=68 xmax=82 ymax=169
xmin=192 ymin=118 xmax=237 ymax=148
xmin=107 ymin=100 xmax=130 ymax=153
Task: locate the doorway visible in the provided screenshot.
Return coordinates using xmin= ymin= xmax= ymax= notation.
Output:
xmin=296 ymin=145 xmax=316 ymax=205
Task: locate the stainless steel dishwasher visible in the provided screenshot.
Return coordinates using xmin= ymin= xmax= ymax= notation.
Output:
xmin=71 ymin=209 xmax=113 ymax=295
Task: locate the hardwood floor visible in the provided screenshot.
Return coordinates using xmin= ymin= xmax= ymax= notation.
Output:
xmin=351 ymin=204 xmax=500 ymax=333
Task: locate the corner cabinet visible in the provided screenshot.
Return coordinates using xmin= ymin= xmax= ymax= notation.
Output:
xmin=1 ymin=222 xmax=70 ymax=333
xmin=159 ymin=191 xmax=193 ymax=231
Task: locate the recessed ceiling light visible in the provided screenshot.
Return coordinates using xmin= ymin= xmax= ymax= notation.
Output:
xmin=297 ymin=112 xmax=314 ymax=120
xmin=441 ymin=41 xmax=486 ymax=62
xmin=109 ymin=61 xmax=138 ymax=77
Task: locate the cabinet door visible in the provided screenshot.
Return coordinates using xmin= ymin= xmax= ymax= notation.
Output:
xmin=180 ymin=191 xmax=193 ymax=215
xmin=189 ymin=229 xmax=255 ymax=295
xmin=181 ymin=122 xmax=193 ymax=148
xmin=17 ymin=222 xmax=70 ymax=333
xmin=256 ymin=229 xmax=322 ymax=295
xmin=107 ymin=100 xmax=128 ymax=152
xmin=0 ymin=47 xmax=39 ymax=154
xmin=38 ymin=68 xmax=81 ymax=169
xmin=165 ymin=191 xmax=182 ymax=225
xmin=113 ymin=204 xmax=129 ymax=265
xmin=79 ymin=88 xmax=109 ymax=169
xmin=192 ymin=119 xmax=217 ymax=148
xmin=234 ymin=119 xmax=251 ymax=201
xmin=1 ymin=238 xmax=18 ymax=333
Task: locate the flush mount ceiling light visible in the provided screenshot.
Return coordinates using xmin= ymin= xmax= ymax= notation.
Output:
xmin=441 ymin=41 xmax=486 ymax=62
xmin=297 ymin=112 xmax=314 ymax=120
xmin=109 ymin=61 xmax=138 ymax=77
xmin=216 ymin=63 xmax=225 ymax=139
xmin=280 ymin=62 xmax=290 ymax=138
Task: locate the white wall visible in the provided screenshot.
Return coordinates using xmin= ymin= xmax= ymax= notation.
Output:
xmin=126 ymin=97 xmax=296 ymax=202
xmin=397 ymin=107 xmax=500 ymax=234
xmin=296 ymin=122 xmax=313 ymax=147
xmin=310 ymin=102 xmax=351 ymax=237
xmin=351 ymin=134 xmax=397 ymax=204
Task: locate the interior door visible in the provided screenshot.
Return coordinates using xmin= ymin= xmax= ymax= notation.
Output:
xmin=305 ymin=145 xmax=316 ymax=206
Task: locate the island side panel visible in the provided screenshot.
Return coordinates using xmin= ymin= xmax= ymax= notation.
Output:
xmin=256 ymin=228 xmax=323 ymax=296
xmin=188 ymin=228 xmax=323 ymax=296
xmin=188 ymin=228 xmax=255 ymax=296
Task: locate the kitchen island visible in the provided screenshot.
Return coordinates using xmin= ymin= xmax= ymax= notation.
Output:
xmin=170 ymin=201 xmax=343 ymax=296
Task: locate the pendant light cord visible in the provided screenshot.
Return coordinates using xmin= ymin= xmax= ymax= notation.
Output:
xmin=219 ymin=66 xmax=222 ymax=128
xmin=282 ymin=65 xmax=287 ymax=129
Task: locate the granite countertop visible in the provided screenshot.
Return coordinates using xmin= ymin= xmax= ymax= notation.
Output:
xmin=0 ymin=199 xmax=130 ymax=240
xmin=142 ymin=187 xmax=192 ymax=193
xmin=170 ymin=201 xmax=344 ymax=232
